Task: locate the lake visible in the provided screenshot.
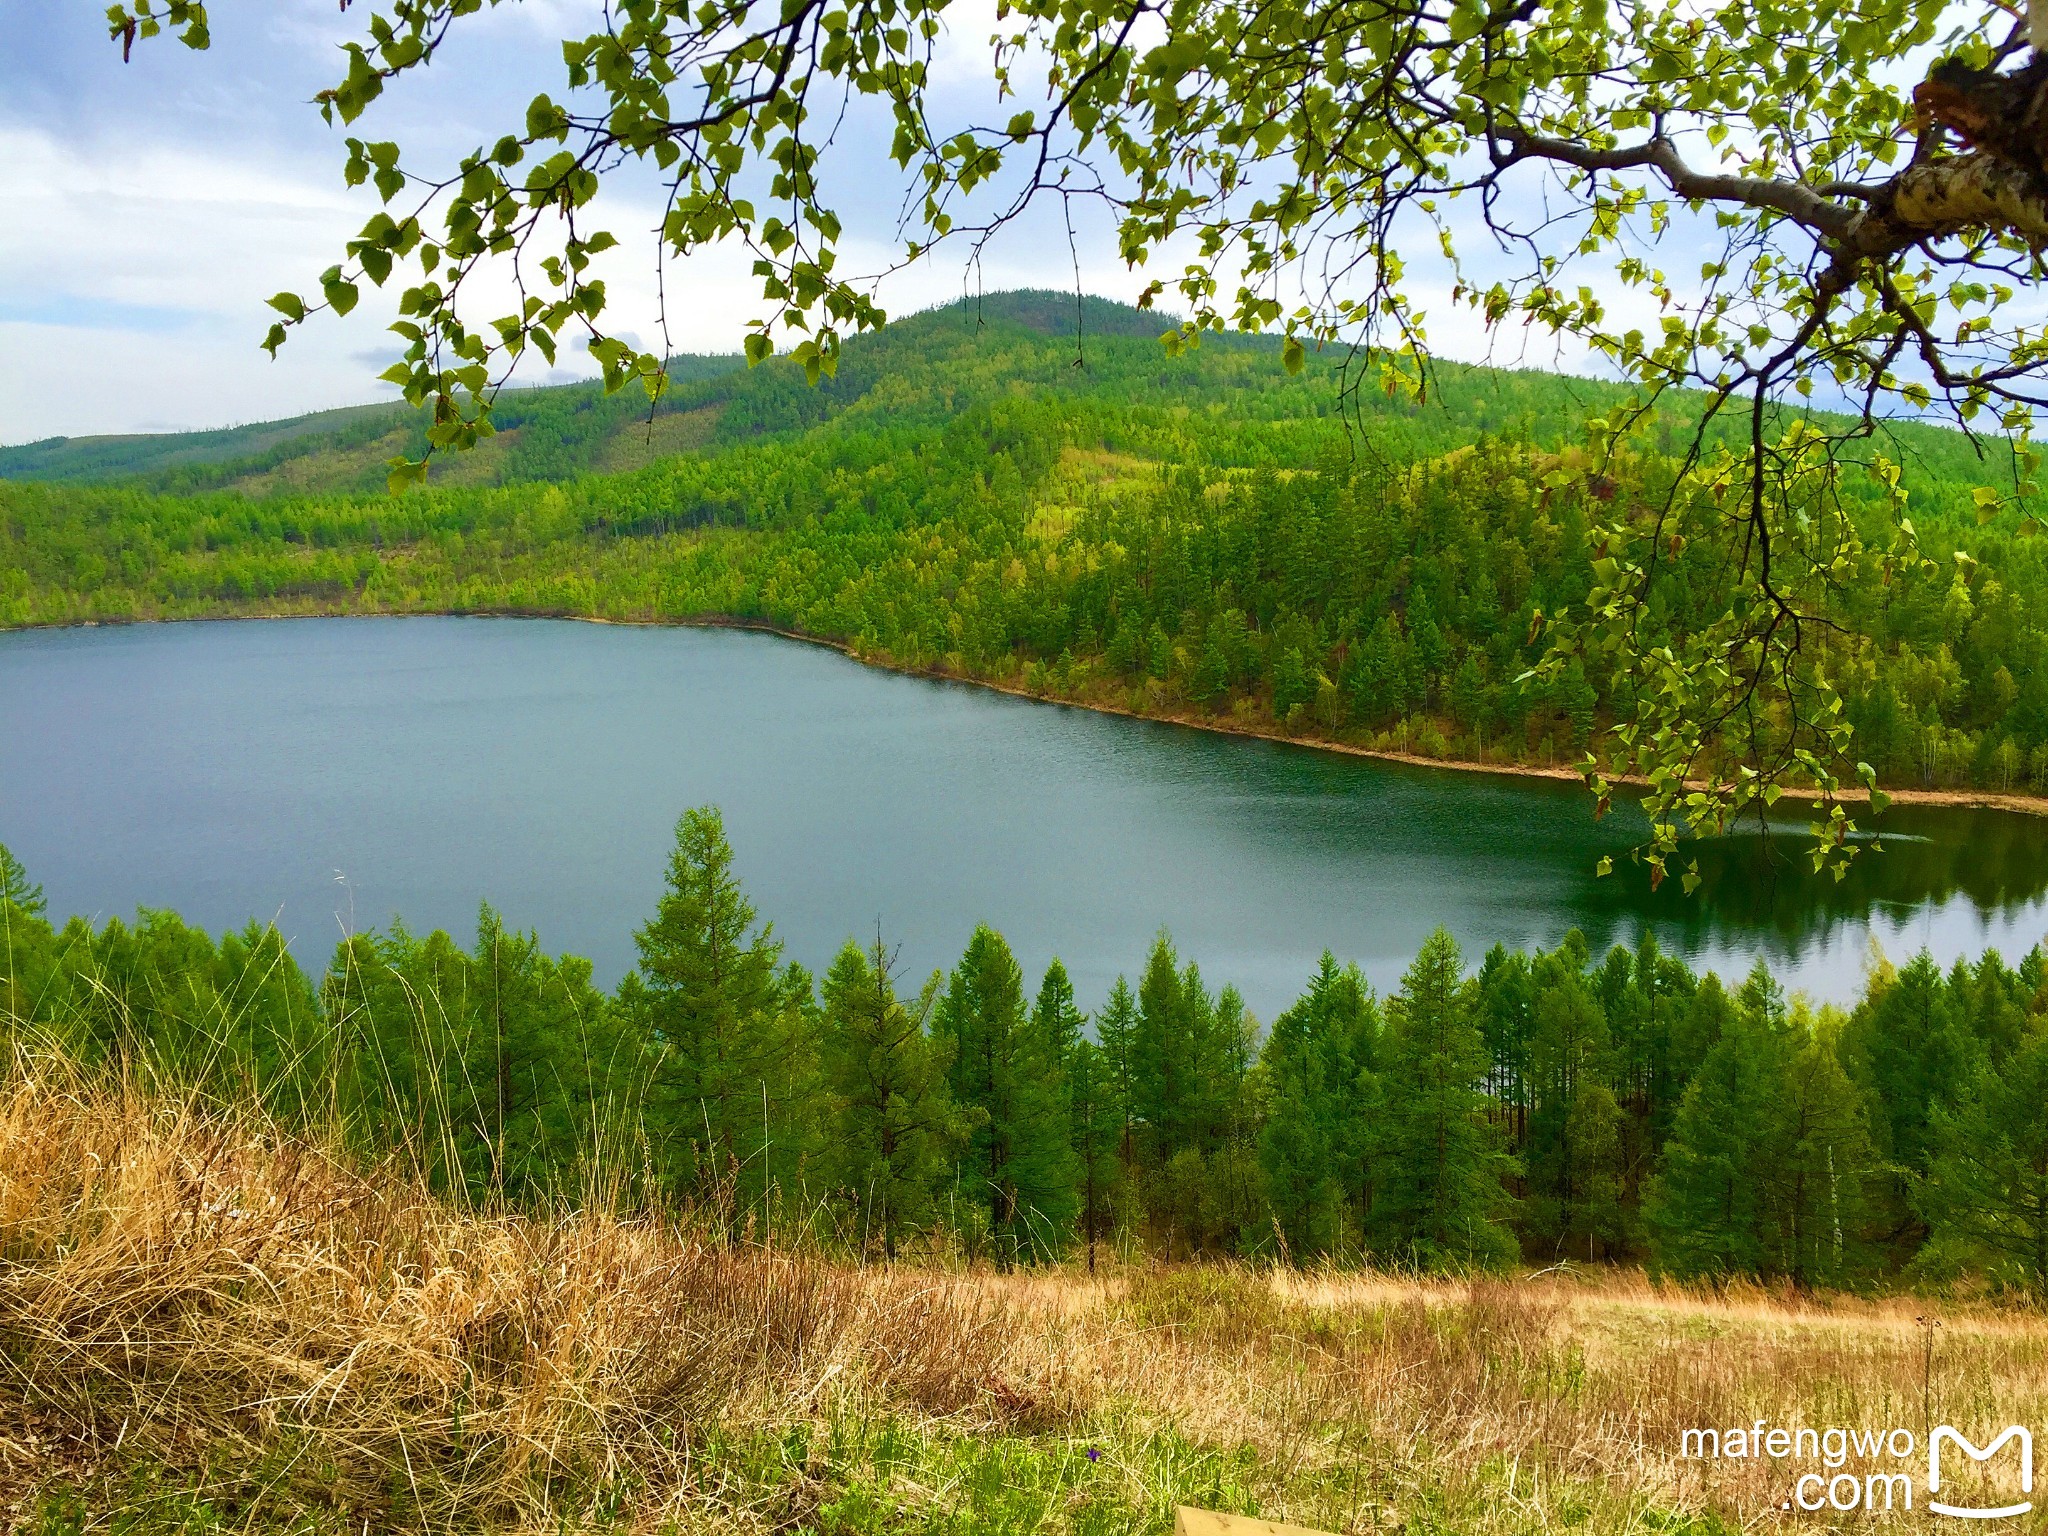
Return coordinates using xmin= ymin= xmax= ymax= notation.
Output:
xmin=3 ymin=616 xmax=2045 ymax=1016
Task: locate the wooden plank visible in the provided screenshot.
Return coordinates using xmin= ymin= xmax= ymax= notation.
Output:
xmin=1173 ymin=1506 xmax=1340 ymax=1536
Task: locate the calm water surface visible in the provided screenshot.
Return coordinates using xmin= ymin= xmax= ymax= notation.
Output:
xmin=4 ymin=616 xmax=2046 ymax=1015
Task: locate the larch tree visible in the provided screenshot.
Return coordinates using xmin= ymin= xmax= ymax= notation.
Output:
xmin=1651 ymin=986 xmax=1879 ymax=1285
xmin=628 ymin=806 xmax=816 ymax=1211
xmin=1258 ymin=949 xmax=1377 ymax=1260
xmin=1067 ymin=1036 xmax=1127 ymax=1269
xmin=1524 ymin=951 xmax=1630 ymax=1258
xmin=1842 ymin=950 xmax=1984 ymax=1237
xmin=1919 ymin=1024 xmax=2048 ymax=1296
xmin=1094 ymin=975 xmax=1140 ymax=1168
xmin=0 ymin=843 xmax=42 ymax=919
xmin=1031 ymin=958 xmax=1087 ymax=1084
xmin=1647 ymin=1008 xmax=1785 ymax=1278
xmin=1770 ymin=1009 xmax=1879 ymax=1288
xmin=1376 ymin=927 xmax=1519 ymax=1268
xmin=1132 ymin=933 xmax=1195 ymax=1165
xmin=459 ymin=904 xmax=612 ymax=1200
xmin=818 ymin=936 xmax=961 ymax=1260
xmin=934 ymin=925 xmax=1079 ymax=1264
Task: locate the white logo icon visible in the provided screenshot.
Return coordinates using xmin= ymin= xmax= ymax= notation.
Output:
xmin=1930 ymin=1426 xmax=2034 ymax=1519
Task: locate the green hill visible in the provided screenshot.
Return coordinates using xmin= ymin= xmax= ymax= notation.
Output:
xmin=4 ymin=291 xmax=2013 ymax=524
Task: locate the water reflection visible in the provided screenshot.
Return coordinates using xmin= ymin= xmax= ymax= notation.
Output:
xmin=1672 ymin=808 xmax=2048 ymax=936
xmin=2 ymin=616 xmax=2045 ymax=1016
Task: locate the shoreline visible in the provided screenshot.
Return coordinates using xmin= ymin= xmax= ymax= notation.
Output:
xmin=18 ymin=605 xmax=2048 ymax=821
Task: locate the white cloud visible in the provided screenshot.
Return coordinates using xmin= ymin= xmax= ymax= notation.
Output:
xmin=0 ymin=3 xmax=1600 ymax=443
xmin=0 ymin=96 xmax=1198 ymax=443
xmin=0 ymin=125 xmax=388 ymax=439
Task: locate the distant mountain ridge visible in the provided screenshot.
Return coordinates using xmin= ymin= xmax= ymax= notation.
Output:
xmin=1 ymin=400 xmax=413 ymax=483
xmin=0 ymin=290 xmax=2019 ymax=530
xmin=0 ymin=292 xmax=1174 ymax=491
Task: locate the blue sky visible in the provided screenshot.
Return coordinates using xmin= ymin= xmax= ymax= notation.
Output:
xmin=2 ymin=2 xmax=1703 ymax=448
xmin=0 ymin=0 xmax=1176 ymax=442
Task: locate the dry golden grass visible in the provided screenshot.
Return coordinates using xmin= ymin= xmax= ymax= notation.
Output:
xmin=10 ymin=1050 xmax=2048 ymax=1534
xmin=0 ymin=1055 xmax=1064 ymax=1531
xmin=1021 ymin=1265 xmax=2048 ymax=1532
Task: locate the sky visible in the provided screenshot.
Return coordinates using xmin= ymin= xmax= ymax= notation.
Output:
xmin=0 ymin=1 xmax=1841 ymax=449
xmin=0 ymin=0 xmax=1193 ymax=443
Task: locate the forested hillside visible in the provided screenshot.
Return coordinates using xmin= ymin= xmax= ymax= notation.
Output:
xmin=5 ymin=292 xmax=2048 ymax=798
xmin=1 ymin=294 xmax=1596 ymax=492
xmin=5 ymin=817 xmax=2043 ymax=1291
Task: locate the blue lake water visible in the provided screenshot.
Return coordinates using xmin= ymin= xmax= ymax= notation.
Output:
xmin=3 ymin=616 xmax=2045 ymax=1016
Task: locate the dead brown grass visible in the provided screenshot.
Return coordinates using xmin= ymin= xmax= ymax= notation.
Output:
xmin=10 ymin=1049 xmax=2048 ymax=1534
xmin=954 ymin=1263 xmax=2048 ymax=1531
xmin=0 ymin=1054 xmax=1069 ymax=1530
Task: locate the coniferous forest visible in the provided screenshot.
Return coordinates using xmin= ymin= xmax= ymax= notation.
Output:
xmin=12 ymin=244 xmax=2048 ymax=1536
xmin=8 ymin=810 xmax=2046 ymax=1298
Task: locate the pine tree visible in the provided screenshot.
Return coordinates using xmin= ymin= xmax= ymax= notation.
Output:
xmin=1273 ymin=646 xmax=1311 ymax=718
xmin=0 ymin=842 xmax=44 ymax=917
xmin=1475 ymin=944 xmax=1535 ymax=1149
xmin=1325 ymin=961 xmax=1383 ymax=1250
xmin=1631 ymin=929 xmax=1698 ymax=1155
xmin=1095 ymin=976 xmax=1139 ymax=1169
xmin=466 ymin=905 xmax=541 ymax=1197
xmin=1952 ymin=951 xmax=2029 ymax=1066
xmin=1346 ymin=615 xmax=1405 ymax=725
xmin=1525 ymin=953 xmax=1628 ymax=1258
xmin=1133 ymin=933 xmax=1193 ymax=1163
xmin=1771 ymin=1011 xmax=1878 ymax=1288
xmin=1650 ymin=993 xmax=1877 ymax=1285
xmin=0 ymin=847 xmax=57 ymax=1042
xmin=1669 ymin=971 xmax=1734 ymax=1094
xmin=1647 ymin=997 xmax=1789 ymax=1278
xmin=1448 ymin=653 xmax=1489 ymax=735
xmin=1068 ymin=1038 xmax=1126 ymax=1270
xmin=1260 ymin=969 xmax=1337 ymax=1259
xmin=456 ymin=905 xmax=610 ymax=1200
xmin=819 ymin=938 xmax=960 ymax=1261
xmin=1136 ymin=951 xmax=1258 ymax=1255
xmin=1032 ymin=958 xmax=1086 ymax=1080
xmin=1843 ymin=952 xmax=1982 ymax=1235
xmin=1260 ymin=951 xmax=1376 ymax=1260
xmin=1375 ymin=929 xmax=1518 ymax=1268
xmin=1200 ymin=980 xmax=1258 ymax=1155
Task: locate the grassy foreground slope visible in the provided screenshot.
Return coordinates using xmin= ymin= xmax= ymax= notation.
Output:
xmin=7 ymin=291 xmax=2048 ymax=799
xmin=6 ymin=1050 xmax=2041 ymax=1536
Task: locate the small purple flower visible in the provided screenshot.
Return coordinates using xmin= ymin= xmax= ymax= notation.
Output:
xmin=1086 ymin=1447 xmax=1102 ymax=1463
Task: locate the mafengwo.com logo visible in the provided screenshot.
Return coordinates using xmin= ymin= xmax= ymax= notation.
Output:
xmin=1683 ymin=1422 xmax=2034 ymax=1517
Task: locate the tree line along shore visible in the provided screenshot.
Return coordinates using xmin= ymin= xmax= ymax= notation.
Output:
xmin=5 ymin=810 xmax=2045 ymax=1296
